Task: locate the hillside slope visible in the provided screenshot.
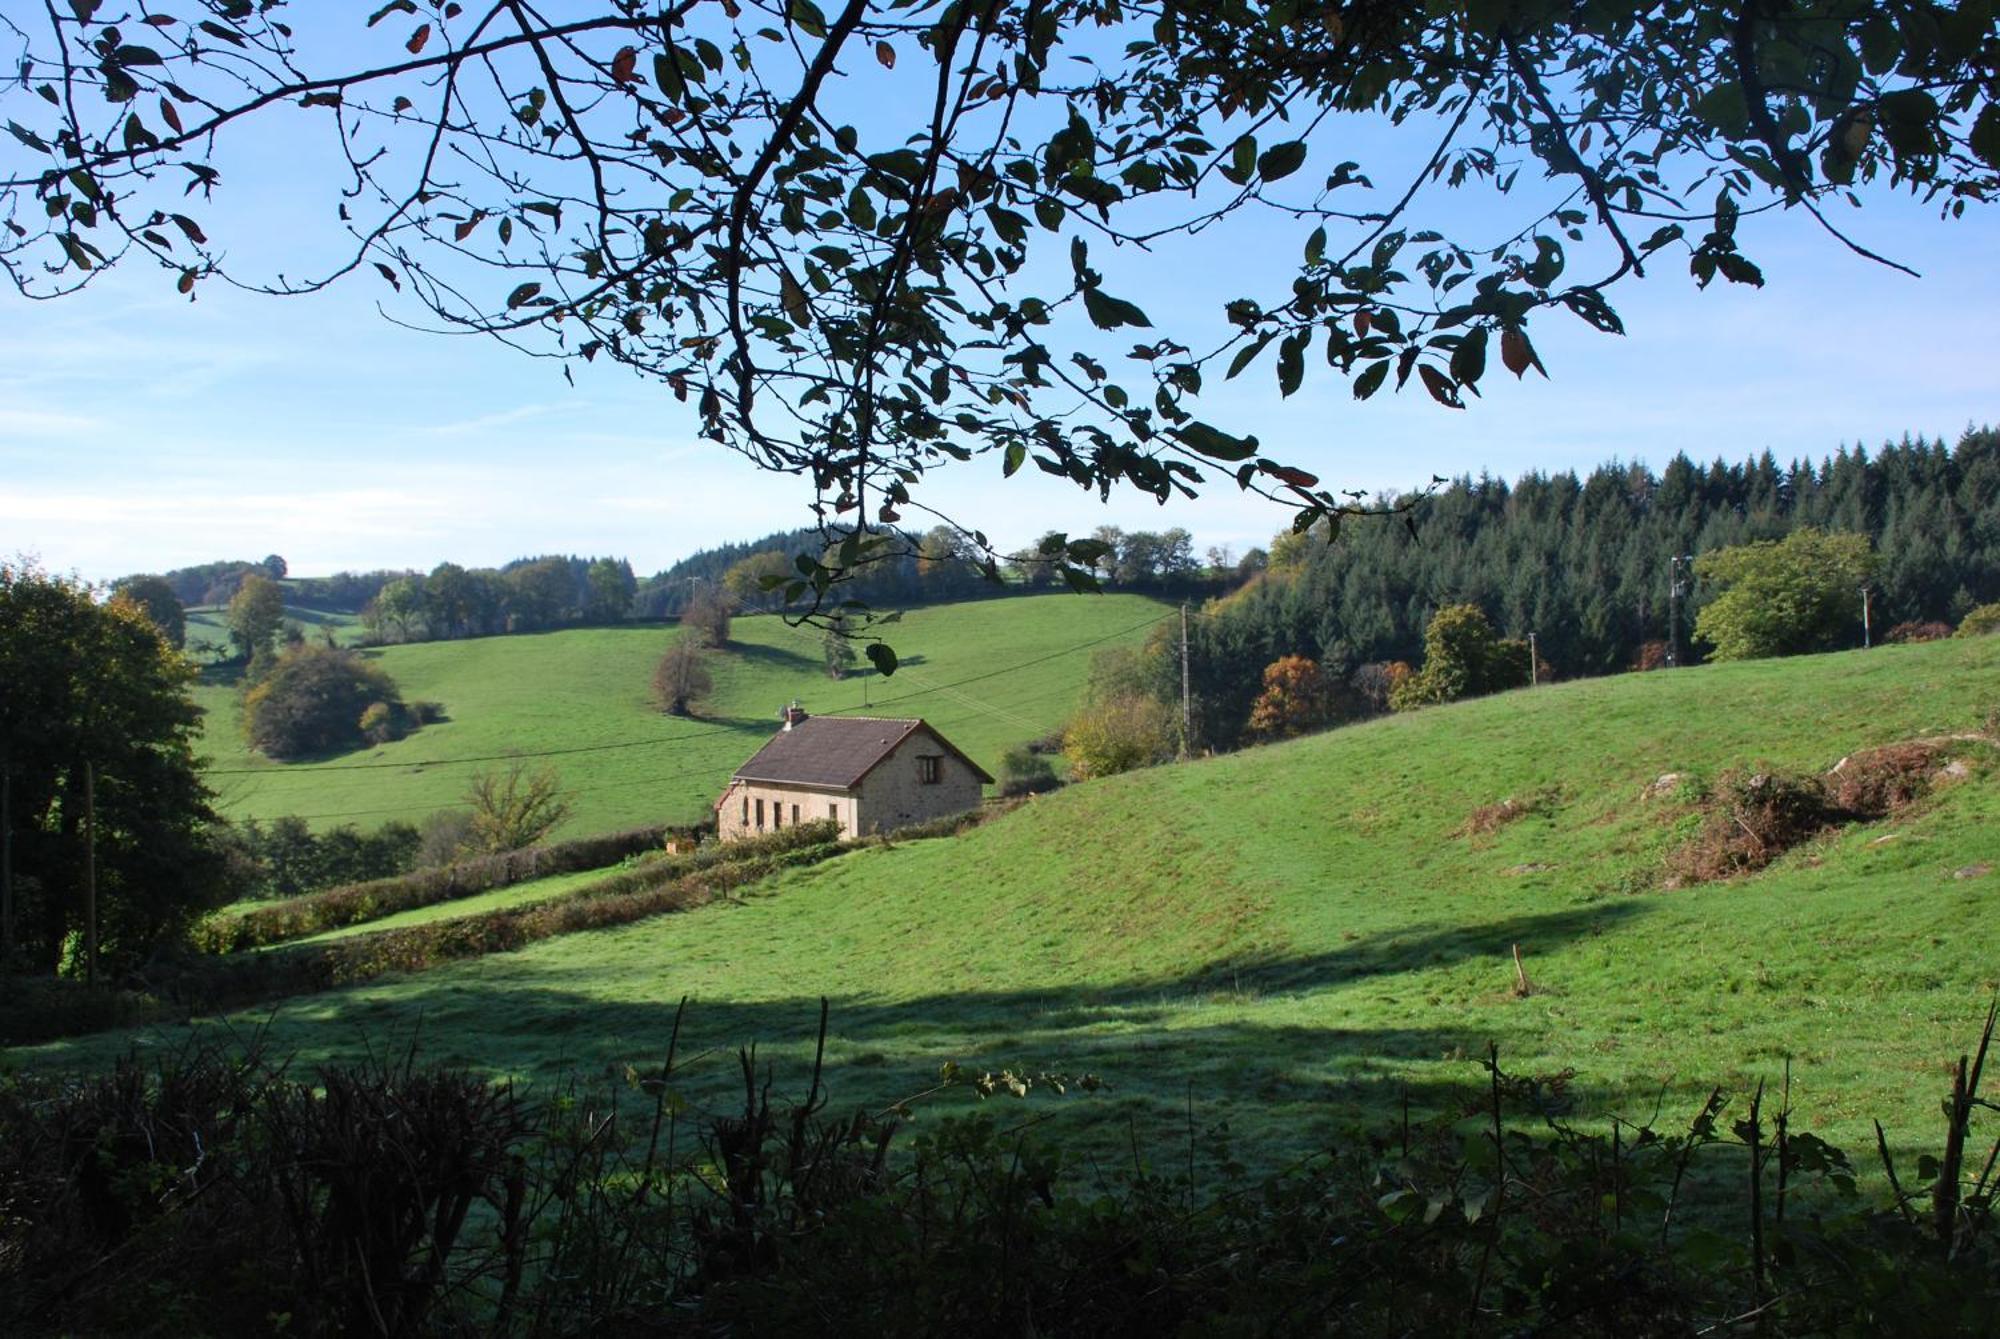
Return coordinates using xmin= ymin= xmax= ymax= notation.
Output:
xmin=37 ymin=635 xmax=1999 ymax=1166
xmin=191 ymin=593 xmax=1170 ymax=835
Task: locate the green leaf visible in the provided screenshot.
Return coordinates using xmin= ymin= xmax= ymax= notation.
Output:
xmin=1449 ymin=325 xmax=1487 ymax=387
xmin=1082 ymin=287 xmax=1151 ymax=330
xmin=1352 ymin=359 xmax=1389 ymax=400
xmin=1258 ymin=140 xmax=1307 ymax=181
xmin=1277 ymin=331 xmax=1305 ymax=397
xmin=1175 ymin=420 xmax=1258 ymax=462
xmin=1970 ymin=103 xmax=2000 ymax=171
xmin=1003 ymin=441 xmax=1025 ymax=477
xmin=1221 ymin=134 xmax=1258 ymax=185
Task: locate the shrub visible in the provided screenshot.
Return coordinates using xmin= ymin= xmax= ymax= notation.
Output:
xmin=1632 ymin=639 xmax=1668 ymax=671
xmin=1958 ymin=602 xmax=2000 ymax=637
xmin=5 ymin=1007 xmax=1995 ymax=1336
xmin=225 ymin=815 xmax=421 ymax=899
xmin=1885 ymin=620 xmax=1952 ymax=644
xmin=1665 ymin=767 xmax=1843 ymax=883
xmin=997 ymin=745 xmax=1060 ymax=797
xmin=417 ymin=808 xmax=476 ymax=868
xmin=1390 ymin=605 xmax=1529 ymax=711
xmin=242 ymin=644 xmax=417 ymax=759
xmin=1062 ymin=693 xmax=1175 ymax=779
xmin=1244 ymin=654 xmax=1336 ymax=740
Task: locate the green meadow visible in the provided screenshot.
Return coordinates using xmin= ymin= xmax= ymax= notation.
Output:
xmin=190 ymin=593 xmax=1172 ymax=836
xmin=26 ymin=633 xmax=1997 ymax=1172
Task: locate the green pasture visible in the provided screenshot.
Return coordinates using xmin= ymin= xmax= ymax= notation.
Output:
xmin=182 ymin=602 xmax=366 ymax=661
xmin=190 ymin=594 xmax=1172 ymax=836
xmin=28 ymin=634 xmax=1997 ymax=1172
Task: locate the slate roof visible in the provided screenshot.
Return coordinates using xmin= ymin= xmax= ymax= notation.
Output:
xmin=729 ymin=716 xmax=993 ymax=789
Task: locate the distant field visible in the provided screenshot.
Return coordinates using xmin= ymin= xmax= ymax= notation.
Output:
xmin=191 ymin=593 xmax=1172 ymax=836
xmin=44 ymin=634 xmax=1999 ymax=1171
xmin=182 ymin=602 xmax=365 ymax=661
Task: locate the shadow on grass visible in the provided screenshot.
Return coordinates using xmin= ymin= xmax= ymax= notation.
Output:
xmin=180 ymin=900 xmax=1664 ymax=1161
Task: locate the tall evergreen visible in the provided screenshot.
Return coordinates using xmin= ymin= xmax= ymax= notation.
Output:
xmin=1182 ymin=426 xmax=1999 ymax=748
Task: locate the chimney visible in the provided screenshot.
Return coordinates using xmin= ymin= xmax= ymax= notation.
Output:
xmin=782 ymin=701 xmax=808 ymax=730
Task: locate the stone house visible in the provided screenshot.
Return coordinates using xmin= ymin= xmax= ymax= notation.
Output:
xmin=714 ymin=708 xmax=992 ymax=841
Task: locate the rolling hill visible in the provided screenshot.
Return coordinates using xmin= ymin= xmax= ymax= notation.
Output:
xmin=33 ymin=633 xmax=1997 ymax=1171
xmin=190 ymin=593 xmax=1174 ymax=836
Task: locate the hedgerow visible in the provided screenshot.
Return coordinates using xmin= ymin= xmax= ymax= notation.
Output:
xmin=162 ymin=823 xmax=849 ymax=1012
xmin=196 ymin=823 xmax=693 ymax=953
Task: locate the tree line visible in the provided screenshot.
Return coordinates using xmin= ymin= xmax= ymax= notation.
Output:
xmin=1120 ymin=426 xmax=1999 ymax=753
xmin=634 ymin=524 xmax=1230 ymax=617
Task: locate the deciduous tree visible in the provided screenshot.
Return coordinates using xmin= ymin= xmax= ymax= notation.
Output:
xmin=110 ymin=575 xmax=186 ymax=649
xmin=1694 ymin=527 xmax=1877 ymax=659
xmin=3 ymin=2 xmax=1993 ymax=618
xmin=1245 ymin=655 xmax=1336 ymax=740
xmin=226 ymin=572 xmax=287 ymax=662
xmin=464 ymin=763 xmax=572 ymax=854
xmin=0 ymin=562 xmax=228 ymax=974
xmin=7 ymin=3 xmax=1992 ymax=631
xmin=653 ymin=640 xmax=714 ymax=716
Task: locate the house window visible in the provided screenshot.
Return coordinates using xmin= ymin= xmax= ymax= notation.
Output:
xmin=740 ymin=795 xmax=748 ymax=825
xmin=828 ymin=803 xmax=839 ymax=826
xmin=755 ymin=798 xmax=765 ymax=830
xmin=791 ymin=804 xmax=800 ymax=825
xmin=918 ymin=755 xmax=941 ymax=784
xmin=772 ymin=801 xmax=781 ymax=830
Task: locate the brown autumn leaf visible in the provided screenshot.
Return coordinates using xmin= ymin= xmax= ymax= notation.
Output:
xmin=1501 ymin=327 xmax=1541 ymax=378
xmin=876 ymin=41 xmax=895 ymax=69
xmin=158 ymin=96 xmax=182 ymax=134
xmin=454 ymin=214 xmax=481 ymax=241
xmin=1354 ymin=309 xmax=1372 ymax=337
xmin=611 ymin=46 xmax=638 ymax=85
xmin=1258 ymin=461 xmax=1321 ymax=489
xmin=406 ymin=24 xmax=430 ymax=55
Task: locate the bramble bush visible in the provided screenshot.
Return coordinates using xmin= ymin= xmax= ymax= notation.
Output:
xmin=4 ymin=1003 xmax=1994 ymax=1336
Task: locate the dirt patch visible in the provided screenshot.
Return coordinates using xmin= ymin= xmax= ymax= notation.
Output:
xmin=1460 ymin=787 xmax=1560 ymax=837
xmin=1665 ymin=738 xmax=1986 ymax=887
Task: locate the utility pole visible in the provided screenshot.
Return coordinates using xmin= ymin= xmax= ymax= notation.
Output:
xmin=84 ymin=759 xmax=97 ymax=986
xmin=1860 ymin=585 xmax=1873 ymax=648
xmin=1528 ymin=631 xmax=1538 ymax=686
xmin=1667 ymin=553 xmax=1695 ymax=667
xmin=1178 ymin=602 xmax=1192 ymax=759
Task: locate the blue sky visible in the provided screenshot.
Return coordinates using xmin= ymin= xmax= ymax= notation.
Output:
xmin=1 ymin=22 xmax=1994 ymax=585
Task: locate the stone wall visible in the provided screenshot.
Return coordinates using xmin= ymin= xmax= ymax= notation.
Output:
xmin=852 ymin=730 xmax=985 ymax=834
xmin=716 ymin=780 xmax=854 ymax=841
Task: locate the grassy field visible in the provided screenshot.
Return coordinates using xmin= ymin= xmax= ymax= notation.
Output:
xmin=23 ymin=635 xmax=1998 ymax=1172
xmin=191 ymin=593 xmax=1171 ymax=836
xmin=182 ymin=602 xmax=366 ymax=661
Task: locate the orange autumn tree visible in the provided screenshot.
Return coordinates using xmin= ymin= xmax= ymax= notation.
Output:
xmin=1245 ymin=656 xmax=1335 ymax=742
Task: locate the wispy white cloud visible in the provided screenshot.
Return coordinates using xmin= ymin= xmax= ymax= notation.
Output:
xmin=429 ymin=403 xmax=565 ymax=435
xmin=0 ymin=408 xmax=106 ymax=436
